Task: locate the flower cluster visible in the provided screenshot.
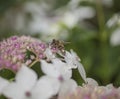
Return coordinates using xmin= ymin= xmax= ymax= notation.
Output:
xmin=59 ymin=84 xmax=120 ymax=99
xmin=0 ymin=36 xmax=63 ymax=71
xmin=0 ymin=36 xmax=120 ymax=99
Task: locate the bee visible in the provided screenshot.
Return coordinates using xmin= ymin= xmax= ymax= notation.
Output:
xmin=50 ymin=39 xmax=70 ymax=54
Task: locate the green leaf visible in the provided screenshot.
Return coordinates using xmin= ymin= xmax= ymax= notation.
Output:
xmin=25 ymin=49 xmax=36 ymax=60
xmin=0 ymin=95 xmax=7 ymax=99
xmin=0 ymin=69 xmax=15 ymax=80
xmin=31 ymin=62 xmax=44 ymax=78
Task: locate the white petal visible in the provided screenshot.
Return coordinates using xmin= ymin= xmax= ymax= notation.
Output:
xmin=41 ymin=59 xmax=72 ymax=80
xmin=41 ymin=60 xmax=59 ymax=78
xmin=63 ymin=12 xmax=77 ymax=28
xmin=3 ymin=65 xmax=38 ymax=99
xmin=59 ymin=79 xmax=77 ymax=97
xmin=106 ymin=14 xmax=119 ymax=28
xmin=106 ymin=84 xmax=114 ymax=89
xmin=65 ymin=50 xmax=80 ymax=69
xmin=70 ymin=49 xmax=81 ymax=61
xmin=65 ymin=51 xmax=75 ymax=69
xmin=52 ymin=59 xmax=66 ymax=66
xmin=59 ymin=66 xmax=72 ymax=80
xmin=44 ymin=48 xmax=55 ymax=61
xmin=110 ymin=28 xmax=120 ymax=46
xmin=15 ymin=65 xmax=37 ymax=90
xmin=77 ymin=63 xmax=87 ymax=82
xmin=86 ymin=78 xmax=98 ymax=86
xmin=0 ymin=77 xmax=9 ymax=94
xmin=65 ymin=51 xmax=72 ymax=61
xmin=32 ymin=76 xmax=60 ymax=99
xmin=52 ymin=59 xmax=72 ymax=80
xmin=3 ymin=83 xmax=25 ymax=99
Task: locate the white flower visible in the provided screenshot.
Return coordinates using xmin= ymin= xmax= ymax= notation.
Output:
xmin=3 ymin=65 xmax=37 ymax=99
xmin=41 ymin=59 xmax=77 ymax=96
xmin=0 ymin=77 xmax=9 ymax=95
xmin=64 ymin=50 xmax=87 ymax=82
xmin=3 ymin=65 xmax=59 ymax=99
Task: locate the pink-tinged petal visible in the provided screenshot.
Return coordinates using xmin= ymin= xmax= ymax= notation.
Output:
xmin=15 ymin=65 xmax=37 ymax=90
xmin=0 ymin=77 xmax=9 ymax=94
xmin=59 ymin=79 xmax=77 ymax=97
xmin=32 ymin=76 xmax=60 ymax=99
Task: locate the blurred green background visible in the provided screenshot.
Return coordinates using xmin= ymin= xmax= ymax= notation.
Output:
xmin=0 ymin=0 xmax=120 ymax=86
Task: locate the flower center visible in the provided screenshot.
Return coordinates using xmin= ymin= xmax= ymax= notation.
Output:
xmin=25 ymin=91 xmax=31 ymax=97
xmin=58 ymin=76 xmax=64 ymax=82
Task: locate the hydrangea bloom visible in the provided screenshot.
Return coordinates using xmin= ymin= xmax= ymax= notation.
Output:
xmin=0 ymin=36 xmax=47 ymax=71
xmin=0 ymin=36 xmax=120 ymax=99
xmin=58 ymin=84 xmax=120 ymax=99
xmin=0 ymin=36 xmax=62 ymax=72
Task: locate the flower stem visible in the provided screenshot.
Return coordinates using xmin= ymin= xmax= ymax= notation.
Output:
xmin=29 ymin=59 xmax=39 ymax=67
